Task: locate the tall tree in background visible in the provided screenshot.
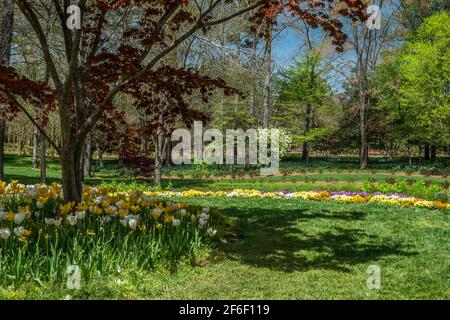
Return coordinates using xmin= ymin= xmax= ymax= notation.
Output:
xmin=262 ymin=24 xmax=273 ymax=128
xmin=0 ymin=0 xmax=14 ymax=180
xmin=375 ymin=11 xmax=449 ymax=160
xmin=345 ymin=0 xmax=395 ymax=168
xmin=0 ymin=0 xmax=367 ymax=202
xmin=398 ymin=0 xmax=450 ymax=33
xmin=274 ymin=53 xmax=332 ymax=162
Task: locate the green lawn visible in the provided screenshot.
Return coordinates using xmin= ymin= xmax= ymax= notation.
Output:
xmin=2 ymin=154 xmax=448 ymax=191
xmin=2 ymin=198 xmax=448 ymax=299
xmin=1 ymin=154 xmax=449 ymax=299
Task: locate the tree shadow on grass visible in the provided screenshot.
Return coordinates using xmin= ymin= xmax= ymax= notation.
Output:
xmin=221 ymin=206 xmax=417 ymax=273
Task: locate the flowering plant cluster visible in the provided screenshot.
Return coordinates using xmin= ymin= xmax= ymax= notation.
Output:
xmin=147 ymin=189 xmax=450 ymax=211
xmin=0 ymin=181 xmax=222 ymax=285
xmin=0 ymin=181 xmax=219 ymax=243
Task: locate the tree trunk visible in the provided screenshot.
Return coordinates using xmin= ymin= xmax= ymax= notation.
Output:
xmin=302 ymin=142 xmax=309 ymax=163
xmin=32 ymin=127 xmax=39 ymax=168
xmin=424 ymin=144 xmax=430 ymax=160
xmin=0 ymin=0 xmax=14 ymax=181
xmin=61 ymin=144 xmax=83 ymax=203
xmin=358 ymin=70 xmax=368 ymax=169
xmin=164 ymin=140 xmax=172 ymax=166
xmin=249 ymin=33 xmax=258 ymax=117
xmin=431 ymin=146 xmax=436 ymax=161
xmin=40 ymin=133 xmax=46 ymax=184
xmin=0 ymin=120 xmax=4 ymax=180
xmin=83 ymin=133 xmax=93 ymax=178
xmin=262 ymin=25 xmax=273 ymax=128
xmin=154 ymin=136 xmax=162 ymax=186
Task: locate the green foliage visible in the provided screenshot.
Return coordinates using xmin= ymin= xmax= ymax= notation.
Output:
xmin=375 ymin=11 xmax=450 ymax=148
xmin=363 ymin=179 xmax=448 ymax=201
xmin=273 ymin=52 xmax=335 ymax=149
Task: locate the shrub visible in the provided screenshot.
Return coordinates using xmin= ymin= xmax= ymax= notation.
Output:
xmin=118 ymin=148 xmax=152 ymax=177
xmin=363 ymin=179 xmax=448 ymax=201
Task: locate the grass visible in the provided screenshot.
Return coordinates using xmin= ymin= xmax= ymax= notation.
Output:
xmin=1 ymin=198 xmax=448 ymax=299
xmin=1 ymin=153 xmax=449 ymax=299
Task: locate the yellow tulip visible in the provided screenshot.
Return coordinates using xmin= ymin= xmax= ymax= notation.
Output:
xmin=6 ymin=211 xmax=15 ymax=222
xmin=59 ymin=202 xmax=74 ymax=215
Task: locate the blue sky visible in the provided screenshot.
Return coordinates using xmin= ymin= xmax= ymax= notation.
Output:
xmin=272 ymin=28 xmax=303 ymax=64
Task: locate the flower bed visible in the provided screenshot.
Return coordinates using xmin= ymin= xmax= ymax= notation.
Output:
xmin=146 ymin=189 xmax=450 ymax=211
xmin=0 ymin=181 xmax=223 ymax=285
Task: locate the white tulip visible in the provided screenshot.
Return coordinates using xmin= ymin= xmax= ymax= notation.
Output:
xmin=198 ymin=219 xmax=207 ymax=229
xmin=76 ymin=211 xmax=85 ymax=219
xmin=54 ymin=218 xmax=62 ymax=227
xmin=36 ymin=201 xmax=44 ymax=209
xmin=67 ymin=214 xmax=78 ymax=226
xmin=0 ymin=211 xmax=6 ymax=220
xmin=14 ymin=226 xmax=24 ymax=237
xmin=101 ymin=216 xmax=111 ymax=224
xmin=179 ymin=209 xmax=187 ymax=216
xmin=14 ymin=213 xmax=25 ymax=225
xmin=207 ymin=228 xmax=217 ymax=237
xmin=128 ymin=218 xmax=138 ymax=229
xmin=172 ymin=219 xmax=181 ymax=227
xmin=0 ymin=227 xmax=11 ymax=239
